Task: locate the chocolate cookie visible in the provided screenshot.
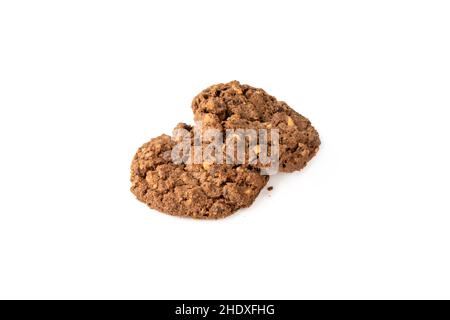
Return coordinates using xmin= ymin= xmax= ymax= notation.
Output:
xmin=191 ymin=81 xmax=321 ymax=172
xmin=130 ymin=124 xmax=269 ymax=219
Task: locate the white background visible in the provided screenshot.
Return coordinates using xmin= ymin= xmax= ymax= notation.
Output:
xmin=0 ymin=1 xmax=449 ymax=300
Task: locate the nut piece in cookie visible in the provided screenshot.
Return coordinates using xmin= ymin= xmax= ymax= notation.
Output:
xmin=130 ymin=124 xmax=269 ymax=219
xmin=191 ymin=81 xmax=321 ymax=173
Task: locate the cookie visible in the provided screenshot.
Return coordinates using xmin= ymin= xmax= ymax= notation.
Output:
xmin=130 ymin=124 xmax=269 ymax=219
xmin=191 ymin=81 xmax=321 ymax=172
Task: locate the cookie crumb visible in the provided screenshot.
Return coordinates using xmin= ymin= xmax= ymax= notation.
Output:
xmin=267 ymin=186 xmax=273 ymax=191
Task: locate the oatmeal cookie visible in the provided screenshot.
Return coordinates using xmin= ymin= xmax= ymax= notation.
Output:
xmin=130 ymin=124 xmax=269 ymax=219
xmin=191 ymin=81 xmax=320 ymax=172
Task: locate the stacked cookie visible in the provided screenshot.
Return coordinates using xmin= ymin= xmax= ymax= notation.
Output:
xmin=131 ymin=81 xmax=320 ymax=219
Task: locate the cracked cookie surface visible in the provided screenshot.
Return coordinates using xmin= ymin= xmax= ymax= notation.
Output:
xmin=192 ymin=81 xmax=321 ymax=172
xmin=130 ymin=124 xmax=269 ymax=219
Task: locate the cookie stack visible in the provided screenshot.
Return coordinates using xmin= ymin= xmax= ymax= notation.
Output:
xmin=131 ymin=81 xmax=320 ymax=219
